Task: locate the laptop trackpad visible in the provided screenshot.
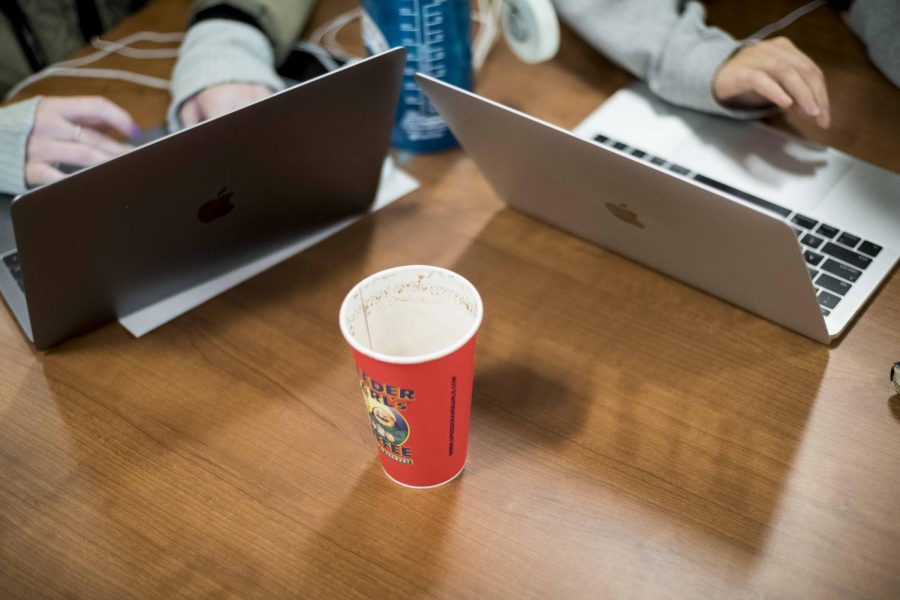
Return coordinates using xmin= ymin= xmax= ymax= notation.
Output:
xmin=815 ymin=161 xmax=900 ymax=245
xmin=574 ymin=82 xmax=855 ymax=216
xmin=670 ymin=124 xmax=854 ymax=215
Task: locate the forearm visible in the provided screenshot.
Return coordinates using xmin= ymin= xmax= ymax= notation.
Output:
xmin=846 ymin=0 xmax=900 ymax=87
xmin=552 ymin=0 xmax=774 ymax=119
xmin=169 ymin=0 xmax=318 ymax=130
xmin=168 ymin=20 xmax=283 ymax=130
xmin=189 ymin=0 xmax=318 ymax=64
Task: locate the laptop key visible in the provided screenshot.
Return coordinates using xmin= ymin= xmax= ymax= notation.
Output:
xmin=2 ymin=252 xmax=24 ymax=293
xmin=821 ymin=259 xmax=861 ymax=282
xmin=820 ymin=307 xmax=831 ymax=317
xmin=593 ymin=134 xmax=609 ymax=144
xmin=692 ymin=174 xmax=792 ymax=218
xmin=807 ymin=267 xmax=819 ymax=280
xmin=791 ymin=214 xmax=818 ymax=229
xmin=804 ymin=250 xmax=824 ymax=266
xmin=793 ymin=227 xmax=803 ymax=237
xmin=668 ymin=164 xmax=690 ymax=176
xmin=650 ymin=156 xmax=666 ymax=166
xmin=612 ymin=141 xmax=628 ymax=151
xmin=630 ymin=149 xmax=647 ymax=159
xmin=822 ymin=242 xmax=872 ymax=270
xmin=816 ymin=223 xmax=839 ymax=239
xmin=857 ymin=241 xmax=882 ymax=258
xmin=3 ymin=254 xmax=19 ymax=274
xmin=818 ymin=290 xmax=841 ymax=309
xmin=801 ymin=233 xmax=824 ymax=249
xmin=836 ymin=232 xmax=860 ymax=248
xmin=816 ymin=273 xmax=851 ymax=296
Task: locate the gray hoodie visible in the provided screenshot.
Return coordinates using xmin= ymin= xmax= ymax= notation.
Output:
xmin=552 ymin=0 xmax=899 ymax=113
xmin=552 ymin=0 xmax=752 ymax=118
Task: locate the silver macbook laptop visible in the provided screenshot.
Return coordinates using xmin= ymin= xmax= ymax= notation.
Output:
xmin=416 ymin=74 xmax=899 ymax=344
xmin=0 ymin=47 xmax=405 ymax=349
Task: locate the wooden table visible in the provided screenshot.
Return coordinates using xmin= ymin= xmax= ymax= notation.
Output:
xmin=2 ymin=1 xmax=899 ymax=598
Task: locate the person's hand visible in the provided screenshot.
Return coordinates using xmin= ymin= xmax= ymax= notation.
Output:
xmin=26 ymin=96 xmax=138 ymax=187
xmin=714 ymin=37 xmax=830 ymax=128
xmin=178 ymin=82 xmax=273 ymax=127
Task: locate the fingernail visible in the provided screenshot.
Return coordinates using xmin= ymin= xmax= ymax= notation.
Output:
xmin=130 ymin=123 xmax=141 ymax=137
xmin=808 ymin=104 xmax=820 ymax=117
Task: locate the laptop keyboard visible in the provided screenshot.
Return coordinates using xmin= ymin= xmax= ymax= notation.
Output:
xmin=592 ymin=134 xmax=884 ymax=316
xmin=2 ymin=251 xmax=24 ymax=293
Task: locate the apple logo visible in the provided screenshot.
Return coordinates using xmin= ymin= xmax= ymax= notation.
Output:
xmin=198 ymin=187 xmax=235 ymax=223
xmin=605 ymin=202 xmax=644 ymax=229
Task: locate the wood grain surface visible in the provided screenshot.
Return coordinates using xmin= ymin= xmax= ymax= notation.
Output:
xmin=1 ymin=1 xmax=899 ymax=598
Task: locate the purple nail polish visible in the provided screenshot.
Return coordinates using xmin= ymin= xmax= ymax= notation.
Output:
xmin=130 ymin=123 xmax=141 ymax=137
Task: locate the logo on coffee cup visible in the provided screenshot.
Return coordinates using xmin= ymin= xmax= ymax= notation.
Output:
xmin=359 ymin=370 xmax=416 ymax=464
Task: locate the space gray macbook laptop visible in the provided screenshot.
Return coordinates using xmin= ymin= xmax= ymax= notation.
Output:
xmin=0 ymin=47 xmax=405 ymax=349
xmin=416 ymin=74 xmax=899 ymax=344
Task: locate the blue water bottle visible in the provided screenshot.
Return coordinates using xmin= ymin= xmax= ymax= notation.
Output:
xmin=361 ymin=0 xmax=473 ymax=153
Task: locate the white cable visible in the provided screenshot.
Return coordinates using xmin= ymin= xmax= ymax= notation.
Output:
xmin=5 ymin=30 xmax=183 ymax=100
xmin=472 ymin=0 xmax=491 ymax=70
xmin=90 ymin=38 xmax=180 ymax=59
xmin=310 ymin=8 xmax=362 ymax=59
xmin=6 ymin=4 xmax=511 ymax=102
xmin=323 ymin=15 xmax=360 ymax=58
xmin=63 ymin=31 xmax=183 ymax=69
xmin=7 ymin=68 xmax=170 ymax=100
xmin=293 ymin=40 xmax=344 ymax=71
xmin=473 ymin=0 xmax=502 ymax=71
xmin=747 ymin=0 xmax=827 ymax=40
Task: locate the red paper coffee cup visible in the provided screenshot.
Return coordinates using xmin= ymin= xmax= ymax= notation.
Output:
xmin=339 ymin=265 xmax=483 ymax=488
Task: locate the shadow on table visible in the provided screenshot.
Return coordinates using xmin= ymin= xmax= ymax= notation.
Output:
xmin=889 ymin=395 xmax=900 ymax=423
xmin=30 ymin=208 xmax=390 ymax=453
xmin=296 ymin=460 xmax=462 ymax=597
xmin=453 ymin=209 xmax=829 ymax=566
xmin=23 ymin=203 xmax=468 ymax=596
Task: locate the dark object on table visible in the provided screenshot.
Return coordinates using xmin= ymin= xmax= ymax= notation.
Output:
xmin=892 ymin=361 xmax=900 ymax=395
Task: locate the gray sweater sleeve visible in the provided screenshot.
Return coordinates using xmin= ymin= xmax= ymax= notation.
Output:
xmin=168 ymin=20 xmax=285 ymax=131
xmin=845 ymin=0 xmax=900 ymax=88
xmin=552 ymin=0 xmax=774 ymax=119
xmin=0 ymin=97 xmax=41 ymax=196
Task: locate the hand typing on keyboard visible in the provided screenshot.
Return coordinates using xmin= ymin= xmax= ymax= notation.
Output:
xmin=714 ymin=37 xmax=831 ymax=129
xmin=178 ymin=83 xmax=273 ymax=127
xmin=25 ymin=97 xmax=138 ymax=187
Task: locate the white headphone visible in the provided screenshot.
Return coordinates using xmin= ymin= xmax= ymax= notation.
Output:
xmin=501 ymin=0 xmax=560 ymax=64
